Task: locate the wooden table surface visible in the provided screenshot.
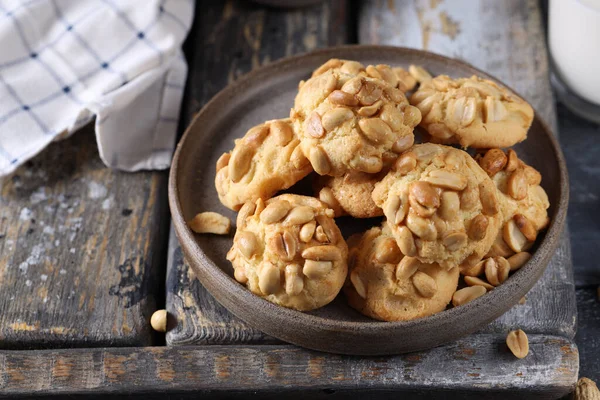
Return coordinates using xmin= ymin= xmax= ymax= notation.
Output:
xmin=0 ymin=0 xmax=597 ymax=399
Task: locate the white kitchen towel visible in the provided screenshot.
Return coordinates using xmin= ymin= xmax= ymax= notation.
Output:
xmin=0 ymin=0 xmax=194 ymax=176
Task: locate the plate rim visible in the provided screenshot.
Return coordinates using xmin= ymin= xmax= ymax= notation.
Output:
xmin=168 ymin=45 xmax=569 ymax=354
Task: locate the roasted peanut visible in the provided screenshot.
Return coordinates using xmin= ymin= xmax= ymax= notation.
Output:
xmin=188 ymin=212 xmax=231 ymax=235
xmin=258 ymin=262 xmax=281 ymax=295
xmin=322 ymin=107 xmax=354 ymax=132
xmin=374 ymin=237 xmax=402 ymax=264
xmin=306 ymin=111 xmax=325 ymax=138
xmin=507 ymin=252 xmax=531 ymax=271
xmin=350 ymin=270 xmax=367 ymax=299
xmin=506 ymin=329 xmax=529 ymax=359
xmin=397 ymin=225 xmax=417 ymax=257
xmin=237 ymin=231 xmax=258 ymax=258
xmin=285 ymin=264 xmax=304 ymax=296
xmin=412 ymin=271 xmax=437 ymax=298
xmin=396 ymin=256 xmax=420 ymax=280
xmin=302 ymin=245 xmax=342 ymax=261
xmin=150 ymin=309 xmax=168 ymax=333
xmin=270 ymin=120 xmax=293 ymax=146
xmin=439 ymin=191 xmax=460 ymax=221
xmin=308 ymin=146 xmax=331 ymax=175
xmin=513 ymin=213 xmax=537 ymax=241
xmin=468 ymin=214 xmax=489 ymax=241
xmin=464 ymin=276 xmax=494 ymax=291
xmin=394 ymin=152 xmax=417 ymax=175
xmin=480 ymin=149 xmax=508 ymax=177
xmin=507 ymin=169 xmax=528 ymax=200
xmin=260 ymin=200 xmax=292 ymax=224
xmin=299 ymin=220 xmax=317 ymax=243
xmin=452 ymin=285 xmax=487 ymax=306
xmin=423 ymin=170 xmax=468 ymax=190
xmin=442 ymin=231 xmax=468 ymax=251
xmin=285 ymin=206 xmax=315 ymax=226
xmin=408 ymin=64 xmax=432 ymax=83
xmin=328 ymin=90 xmax=359 ymax=106
xmin=303 ymin=260 xmax=333 ymax=279
xmin=359 ymin=117 xmax=392 ymax=143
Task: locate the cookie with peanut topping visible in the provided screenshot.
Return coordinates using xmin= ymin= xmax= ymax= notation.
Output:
xmin=372 ymin=143 xmax=503 ymax=269
xmin=215 ymin=119 xmax=313 ymax=211
xmin=309 ymin=59 xmax=418 ymax=93
xmin=476 ymin=148 xmax=550 ymax=258
xmin=291 ymin=61 xmax=421 ymax=177
xmin=314 ymin=169 xmax=390 ymax=218
xmin=410 ymin=75 xmax=534 ymax=148
xmin=344 ymin=224 xmax=459 ymax=321
xmin=227 ymin=194 xmax=348 ymax=311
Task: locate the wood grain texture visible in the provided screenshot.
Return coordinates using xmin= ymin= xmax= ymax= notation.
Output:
xmin=575 ymin=288 xmax=600 ymax=382
xmin=557 ymin=103 xmax=600 ymax=287
xmin=0 ymin=335 xmax=578 ymax=399
xmin=0 ymin=125 xmax=168 ymax=348
xmin=166 ymin=0 xmax=349 ymax=346
xmin=359 ymin=0 xmax=576 ymax=339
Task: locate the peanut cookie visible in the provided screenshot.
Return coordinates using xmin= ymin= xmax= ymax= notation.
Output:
xmin=410 ymin=75 xmax=534 ymax=148
xmin=372 ymin=143 xmax=503 ymax=269
xmin=314 ymin=170 xmax=386 ymax=218
xmin=215 ymin=119 xmax=313 ymax=211
xmin=310 ymin=58 xmax=418 ymax=93
xmin=227 ymin=194 xmax=348 ymax=311
xmin=345 ymin=224 xmax=459 ymax=321
xmin=291 ymin=60 xmax=421 ymax=176
xmin=476 ymin=148 xmax=550 ymax=257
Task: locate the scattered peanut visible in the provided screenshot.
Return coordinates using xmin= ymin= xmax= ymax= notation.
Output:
xmin=575 ymin=377 xmax=600 ymax=400
xmin=506 ymin=329 xmax=529 ymax=359
xmin=150 ymin=309 xmax=168 ymax=333
xmin=188 ymin=212 xmax=231 ymax=235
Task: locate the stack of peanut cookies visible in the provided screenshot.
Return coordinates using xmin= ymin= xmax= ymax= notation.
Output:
xmin=209 ymin=59 xmax=549 ymax=321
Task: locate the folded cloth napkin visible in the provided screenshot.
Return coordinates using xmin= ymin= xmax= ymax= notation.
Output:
xmin=0 ymin=0 xmax=194 ymax=176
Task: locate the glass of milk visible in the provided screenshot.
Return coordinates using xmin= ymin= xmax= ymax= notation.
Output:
xmin=549 ymin=0 xmax=600 ymax=123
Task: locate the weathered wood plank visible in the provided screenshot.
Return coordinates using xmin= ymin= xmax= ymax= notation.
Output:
xmin=575 ymin=287 xmax=600 ymax=382
xmin=359 ymin=0 xmax=576 ymax=338
xmin=0 ymin=123 xmax=168 ymax=348
xmin=557 ymin=103 xmax=600 ymax=287
xmin=0 ymin=335 xmax=578 ymax=399
xmin=166 ymin=0 xmax=350 ymax=346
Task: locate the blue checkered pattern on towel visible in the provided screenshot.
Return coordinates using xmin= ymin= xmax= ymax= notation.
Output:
xmin=0 ymin=0 xmax=194 ymax=176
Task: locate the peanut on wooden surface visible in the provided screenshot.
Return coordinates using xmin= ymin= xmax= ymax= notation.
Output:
xmin=150 ymin=309 xmax=168 ymax=333
xmin=506 ymin=329 xmax=529 ymax=359
xmin=575 ymin=377 xmax=600 ymax=400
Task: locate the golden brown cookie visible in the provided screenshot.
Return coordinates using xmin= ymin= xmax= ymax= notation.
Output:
xmin=227 ymin=194 xmax=348 ymax=311
xmin=291 ymin=60 xmax=421 ymax=176
xmin=410 ymin=75 xmax=534 ymax=148
xmin=310 ymin=59 xmax=418 ymax=93
xmin=372 ymin=143 xmax=503 ymax=269
xmin=314 ymin=171 xmax=385 ymax=218
xmin=215 ymin=119 xmax=313 ymax=211
xmin=345 ymin=224 xmax=459 ymax=321
xmin=476 ymin=148 xmax=550 ymax=257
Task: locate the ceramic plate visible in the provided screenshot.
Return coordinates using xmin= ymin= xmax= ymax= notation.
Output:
xmin=168 ymin=46 xmax=568 ymax=355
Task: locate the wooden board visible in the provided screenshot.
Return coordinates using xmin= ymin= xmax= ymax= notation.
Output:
xmin=166 ymin=0 xmax=349 ymax=346
xmin=575 ymin=287 xmax=600 ymax=382
xmin=0 ymin=123 xmax=168 ymax=348
xmin=556 ymin=103 xmax=600 ymax=287
xmin=0 ymin=335 xmax=578 ymax=399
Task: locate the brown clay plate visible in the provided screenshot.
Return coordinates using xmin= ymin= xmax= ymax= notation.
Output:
xmin=168 ymin=45 xmax=568 ymax=355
